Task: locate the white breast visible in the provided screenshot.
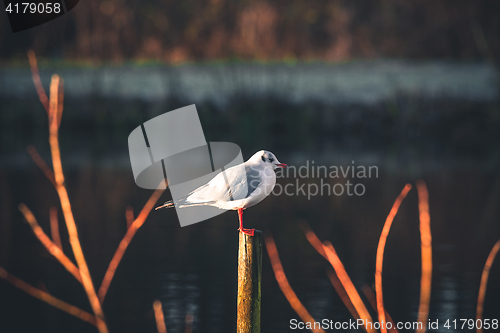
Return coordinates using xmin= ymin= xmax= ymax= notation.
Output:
xmin=215 ymin=165 xmax=276 ymax=210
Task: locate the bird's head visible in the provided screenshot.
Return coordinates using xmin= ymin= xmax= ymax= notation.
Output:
xmin=251 ymin=150 xmax=287 ymax=170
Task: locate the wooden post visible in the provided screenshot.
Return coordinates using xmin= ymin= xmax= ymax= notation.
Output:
xmin=237 ymin=230 xmax=262 ymax=333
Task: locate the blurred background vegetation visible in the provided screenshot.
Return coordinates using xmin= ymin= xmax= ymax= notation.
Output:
xmin=1 ymin=0 xmax=500 ymax=63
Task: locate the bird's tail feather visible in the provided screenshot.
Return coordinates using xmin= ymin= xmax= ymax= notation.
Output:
xmin=155 ymin=200 xmax=174 ymax=210
xmin=178 ymin=200 xmax=217 ymax=208
xmin=155 ymin=199 xmax=219 ymax=210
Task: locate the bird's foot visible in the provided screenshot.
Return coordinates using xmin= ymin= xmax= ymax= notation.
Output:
xmin=238 ymin=227 xmax=255 ymax=236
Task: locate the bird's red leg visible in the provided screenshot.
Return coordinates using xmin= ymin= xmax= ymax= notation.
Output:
xmin=238 ymin=208 xmax=243 ymax=230
xmin=237 ymin=208 xmax=254 ymax=236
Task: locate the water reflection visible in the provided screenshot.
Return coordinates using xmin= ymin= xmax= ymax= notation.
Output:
xmin=0 ymin=164 xmax=499 ymax=332
xmin=160 ymin=273 xmax=200 ymax=333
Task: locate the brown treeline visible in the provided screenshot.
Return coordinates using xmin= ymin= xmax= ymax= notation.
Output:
xmin=1 ymin=0 xmax=499 ymax=63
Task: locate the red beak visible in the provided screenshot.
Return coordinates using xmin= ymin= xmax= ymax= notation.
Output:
xmin=276 ymin=163 xmax=287 ymax=168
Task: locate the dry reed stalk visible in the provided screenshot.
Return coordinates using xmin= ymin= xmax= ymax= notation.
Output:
xmin=299 ymin=222 xmax=374 ymax=332
xmin=153 ymin=300 xmax=168 ymax=333
xmin=476 ymin=239 xmax=500 ymax=333
xmin=26 ymin=145 xmax=56 ymax=187
xmin=361 ymin=285 xmax=399 ymax=333
xmin=264 ymin=234 xmax=326 ymax=333
xmin=57 ymin=76 xmax=64 ymax=128
xmin=23 ymin=50 xmax=109 ymax=332
xmin=50 ymin=206 xmax=63 ymax=249
xmin=322 ymin=242 xmax=376 ymax=333
xmin=416 ymin=181 xmax=432 ymax=333
xmin=18 ymin=204 xmax=83 ymax=285
xmin=125 ymin=206 xmax=134 ymax=229
xmin=298 ymin=222 xmax=327 ymax=258
xmin=46 ymin=74 xmax=108 ymax=333
xmin=0 ymin=265 xmax=98 ymax=327
xmin=375 ymin=184 xmax=412 ymax=333
xmin=97 ymin=186 xmax=165 ymax=302
xmin=325 ymin=269 xmax=360 ymax=321
xmin=27 ymin=50 xmax=49 ymax=114
xmin=298 ymin=223 xmax=360 ymax=320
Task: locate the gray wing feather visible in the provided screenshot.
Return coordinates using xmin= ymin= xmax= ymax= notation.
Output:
xmin=244 ymin=165 xmax=261 ymax=197
xmin=185 ymin=164 xmax=261 ymax=203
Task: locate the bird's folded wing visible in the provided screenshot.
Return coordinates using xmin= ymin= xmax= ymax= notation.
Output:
xmin=186 ymin=164 xmax=262 ymax=203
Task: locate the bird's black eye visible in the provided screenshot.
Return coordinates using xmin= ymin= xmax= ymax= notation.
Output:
xmin=269 ymin=157 xmax=274 ymax=162
xmin=261 ymin=156 xmax=266 ymax=162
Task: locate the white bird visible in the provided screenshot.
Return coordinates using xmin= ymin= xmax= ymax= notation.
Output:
xmin=156 ymin=150 xmax=287 ymax=235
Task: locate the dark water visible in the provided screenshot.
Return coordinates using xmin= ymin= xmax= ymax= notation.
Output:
xmin=1 ymin=161 xmax=500 ymax=333
xmin=1 ymin=74 xmax=500 ymax=332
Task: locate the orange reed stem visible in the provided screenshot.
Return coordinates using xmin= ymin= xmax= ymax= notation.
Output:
xmin=26 ymin=145 xmax=56 ymax=187
xmin=476 ymin=239 xmax=500 ymax=333
xmin=18 ymin=204 xmax=82 ymax=285
xmin=300 ymin=222 xmax=374 ymax=332
xmin=375 ymin=184 xmax=412 ymax=333
xmin=298 ymin=222 xmax=327 ymax=259
xmin=0 ymin=265 xmax=98 ymax=327
xmin=361 ymin=285 xmax=399 ymax=333
xmin=98 ymin=187 xmax=164 ymax=302
xmin=26 ymin=50 xmax=107 ymax=332
xmin=57 ymin=77 xmax=64 ymax=128
xmin=299 ymin=223 xmax=360 ymax=321
xmin=125 ymin=206 xmax=134 ymax=229
xmin=322 ymin=242 xmax=376 ymax=333
xmin=50 ymin=206 xmax=63 ymax=250
xmin=153 ymin=300 xmax=168 ymax=333
xmin=264 ymin=234 xmax=326 ymax=333
xmin=27 ymin=50 xmax=50 ymax=114
xmin=46 ymin=75 xmax=108 ymax=333
xmin=416 ymin=181 xmax=432 ymax=333
xmin=325 ymin=269 xmax=360 ymax=321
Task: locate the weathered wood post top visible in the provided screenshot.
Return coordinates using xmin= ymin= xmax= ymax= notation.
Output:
xmin=237 ymin=230 xmax=263 ymax=333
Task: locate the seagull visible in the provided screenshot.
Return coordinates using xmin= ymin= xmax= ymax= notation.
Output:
xmin=155 ymin=150 xmax=287 ymax=235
